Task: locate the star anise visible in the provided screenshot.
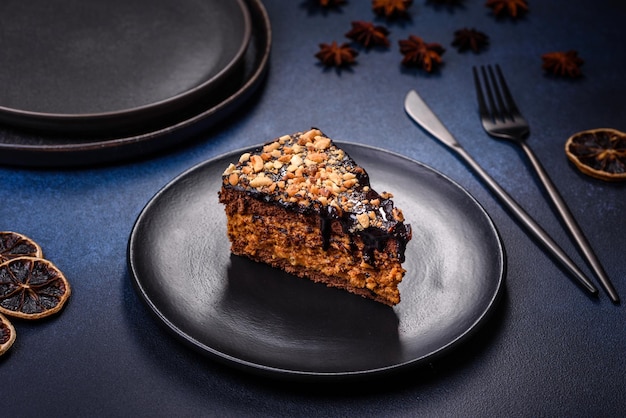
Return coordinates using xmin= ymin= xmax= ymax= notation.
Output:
xmin=317 ymin=0 xmax=346 ymax=7
xmin=485 ymin=0 xmax=528 ymax=18
xmin=372 ymin=0 xmax=413 ymax=19
xmin=452 ymin=28 xmax=489 ymax=53
xmin=398 ymin=35 xmax=445 ymax=72
xmin=541 ymin=50 xmax=584 ymax=78
xmin=315 ymin=41 xmax=358 ymax=67
xmin=427 ymin=0 xmax=465 ymax=6
xmin=346 ymin=21 xmax=390 ymax=48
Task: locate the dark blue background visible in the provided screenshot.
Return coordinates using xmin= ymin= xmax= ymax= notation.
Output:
xmin=2 ymin=0 xmax=625 ymax=416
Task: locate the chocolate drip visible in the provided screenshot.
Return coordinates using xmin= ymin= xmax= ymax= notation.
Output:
xmin=237 ymin=184 xmax=410 ymax=266
xmin=319 ymin=207 xmax=333 ymax=251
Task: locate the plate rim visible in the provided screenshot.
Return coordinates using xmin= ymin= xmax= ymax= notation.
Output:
xmin=128 ymin=141 xmax=506 ymax=380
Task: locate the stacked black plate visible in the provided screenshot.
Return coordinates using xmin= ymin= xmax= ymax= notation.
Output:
xmin=0 ymin=0 xmax=271 ymax=166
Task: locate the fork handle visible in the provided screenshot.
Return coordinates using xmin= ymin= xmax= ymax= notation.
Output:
xmin=519 ymin=142 xmax=620 ymax=303
xmin=450 ymin=144 xmax=599 ymax=296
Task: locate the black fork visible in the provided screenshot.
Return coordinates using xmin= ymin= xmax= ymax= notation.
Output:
xmin=473 ymin=64 xmax=619 ymax=303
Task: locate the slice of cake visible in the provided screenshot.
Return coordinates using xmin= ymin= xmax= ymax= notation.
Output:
xmin=218 ymin=129 xmax=412 ymax=306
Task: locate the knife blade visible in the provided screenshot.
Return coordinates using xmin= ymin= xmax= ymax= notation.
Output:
xmin=404 ymin=89 xmax=598 ymax=296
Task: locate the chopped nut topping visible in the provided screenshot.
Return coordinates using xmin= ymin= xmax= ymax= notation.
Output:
xmin=357 ymin=213 xmax=370 ymax=229
xmin=223 ymin=163 xmax=236 ymax=176
xmin=314 ymin=136 xmax=331 ymax=150
xmin=222 ymin=129 xmax=407 ymax=233
xmin=239 ymin=153 xmax=251 ymax=163
xmin=392 ymin=207 xmax=405 ymax=222
xmin=249 ymin=174 xmax=273 ymax=188
xmin=250 ymin=155 xmax=264 ymax=172
xmin=263 ymin=141 xmax=281 ymax=153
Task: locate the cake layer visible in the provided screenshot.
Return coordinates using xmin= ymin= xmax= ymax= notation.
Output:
xmin=220 ymin=187 xmax=405 ymax=305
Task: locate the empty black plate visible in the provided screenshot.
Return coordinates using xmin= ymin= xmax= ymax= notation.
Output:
xmin=128 ymin=143 xmax=506 ymax=380
xmin=0 ymin=0 xmax=270 ymax=167
xmin=0 ymin=0 xmax=250 ymax=135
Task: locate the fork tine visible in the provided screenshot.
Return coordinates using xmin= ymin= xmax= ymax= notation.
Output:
xmin=493 ymin=64 xmax=523 ymax=118
xmin=472 ymin=67 xmax=490 ymax=120
xmin=478 ymin=66 xmax=501 ymax=122
xmin=486 ymin=65 xmax=509 ymax=121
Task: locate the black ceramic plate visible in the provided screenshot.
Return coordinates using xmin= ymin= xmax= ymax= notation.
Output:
xmin=128 ymin=143 xmax=505 ymax=379
xmin=0 ymin=0 xmax=250 ymax=136
xmin=0 ymin=0 xmax=270 ymax=167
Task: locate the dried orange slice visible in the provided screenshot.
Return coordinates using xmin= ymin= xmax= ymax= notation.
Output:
xmin=0 ymin=312 xmax=16 ymax=356
xmin=0 ymin=231 xmax=43 ymax=263
xmin=0 ymin=256 xmax=71 ymax=320
xmin=565 ymin=128 xmax=626 ymax=181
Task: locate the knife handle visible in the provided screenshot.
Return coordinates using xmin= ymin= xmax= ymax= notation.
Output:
xmin=453 ymin=145 xmax=598 ymax=296
xmin=519 ymin=142 xmax=619 ymax=303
